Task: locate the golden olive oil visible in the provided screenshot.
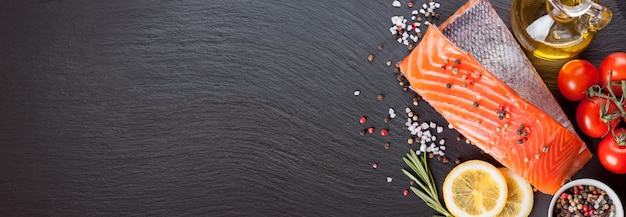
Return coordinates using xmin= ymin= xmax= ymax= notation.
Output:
xmin=511 ymin=0 xmax=611 ymax=60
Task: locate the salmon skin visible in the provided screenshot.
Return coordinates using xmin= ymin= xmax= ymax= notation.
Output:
xmin=439 ymin=0 xmax=578 ymax=136
xmin=398 ymin=25 xmax=591 ymax=195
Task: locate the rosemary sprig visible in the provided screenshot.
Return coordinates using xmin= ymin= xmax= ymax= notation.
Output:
xmin=402 ymin=149 xmax=451 ymax=217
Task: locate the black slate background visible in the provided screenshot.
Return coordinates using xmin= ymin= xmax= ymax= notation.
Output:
xmin=1 ymin=0 xmax=625 ymax=216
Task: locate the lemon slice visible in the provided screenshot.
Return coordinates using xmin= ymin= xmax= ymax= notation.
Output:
xmin=443 ymin=160 xmax=508 ymax=217
xmin=496 ymin=168 xmax=534 ymax=217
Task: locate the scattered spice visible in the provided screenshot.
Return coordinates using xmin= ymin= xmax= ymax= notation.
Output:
xmin=384 ymin=142 xmax=390 ymax=149
xmin=368 ymin=127 xmax=375 ymax=134
xmin=445 ymin=83 xmax=451 ymax=88
xmin=381 ymin=129 xmax=389 ymax=136
xmin=377 ymin=44 xmax=384 ymax=51
xmin=472 ymin=101 xmax=479 ymax=108
xmin=359 ymin=129 xmax=366 ymax=136
xmin=368 ymin=54 xmax=375 ymax=62
xmin=403 ymin=189 xmax=409 ymax=196
xmin=359 ymin=116 xmax=367 ymax=124
xmin=451 ymin=66 xmax=459 ymax=74
xmin=386 ymin=60 xmax=392 ymax=66
xmin=389 ymin=1 xmax=441 ymax=48
xmin=372 ymin=163 xmax=378 ymax=169
xmin=498 ymin=107 xmax=506 ymax=120
xmin=377 ymin=94 xmax=385 ymax=101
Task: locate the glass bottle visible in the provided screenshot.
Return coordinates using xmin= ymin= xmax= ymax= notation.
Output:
xmin=511 ymin=0 xmax=612 ymax=60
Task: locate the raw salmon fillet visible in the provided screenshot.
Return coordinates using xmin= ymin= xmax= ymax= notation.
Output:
xmin=398 ymin=25 xmax=591 ymax=194
xmin=439 ymin=0 xmax=578 ymax=135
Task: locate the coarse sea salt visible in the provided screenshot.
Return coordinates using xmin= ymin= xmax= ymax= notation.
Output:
xmin=392 ymin=0 xmax=401 ymax=8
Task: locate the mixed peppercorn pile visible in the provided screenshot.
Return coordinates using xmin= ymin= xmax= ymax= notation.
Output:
xmin=554 ymin=185 xmax=616 ymax=217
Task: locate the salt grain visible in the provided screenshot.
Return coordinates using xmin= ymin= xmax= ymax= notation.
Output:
xmin=436 ymin=126 xmax=443 ymax=133
xmin=392 ymin=0 xmax=401 ymax=7
xmin=387 ymin=176 xmax=393 ymax=183
xmin=354 ymin=90 xmax=360 ymax=96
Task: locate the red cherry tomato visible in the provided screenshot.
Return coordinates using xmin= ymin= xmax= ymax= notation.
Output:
xmin=557 ymin=59 xmax=599 ymax=101
xmin=598 ymin=128 xmax=626 ymax=174
xmin=599 ymin=52 xmax=626 ymax=96
xmin=576 ymin=96 xmax=620 ymax=138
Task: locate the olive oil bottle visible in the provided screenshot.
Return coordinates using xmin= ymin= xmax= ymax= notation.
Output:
xmin=511 ymin=0 xmax=612 ymax=60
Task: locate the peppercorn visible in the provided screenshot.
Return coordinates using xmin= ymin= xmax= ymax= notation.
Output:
xmin=380 ymin=129 xmax=389 ymax=136
xmin=377 ymin=94 xmax=385 ymax=101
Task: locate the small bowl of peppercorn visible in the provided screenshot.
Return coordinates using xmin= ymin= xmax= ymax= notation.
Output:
xmin=548 ymin=178 xmax=623 ymax=217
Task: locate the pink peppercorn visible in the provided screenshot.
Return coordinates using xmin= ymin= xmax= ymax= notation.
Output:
xmin=368 ymin=127 xmax=375 ymax=134
xmin=381 ymin=129 xmax=389 ymax=136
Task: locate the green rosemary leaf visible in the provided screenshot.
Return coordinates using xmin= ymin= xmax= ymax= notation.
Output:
xmin=402 ymin=149 xmax=452 ymax=217
xmin=422 ymin=153 xmax=439 ymax=198
xmin=402 ymin=169 xmax=429 ymax=194
xmin=408 ymin=151 xmax=431 ymax=184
